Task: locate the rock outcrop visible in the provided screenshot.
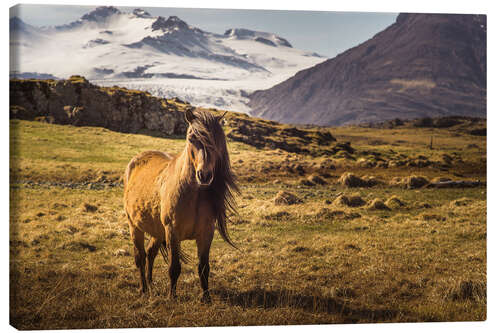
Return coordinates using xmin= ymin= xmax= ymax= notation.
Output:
xmin=10 ymin=76 xmax=190 ymax=136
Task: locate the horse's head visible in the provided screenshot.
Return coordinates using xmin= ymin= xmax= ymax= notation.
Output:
xmin=184 ymin=108 xmax=227 ymax=187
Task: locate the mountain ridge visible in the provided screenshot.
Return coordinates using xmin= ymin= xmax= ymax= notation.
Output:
xmin=10 ymin=6 xmax=322 ymax=80
xmin=248 ymin=13 xmax=486 ymax=126
xmin=10 ymin=5 xmax=325 ymax=112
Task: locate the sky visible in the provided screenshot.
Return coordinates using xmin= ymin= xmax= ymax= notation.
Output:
xmin=10 ymin=4 xmax=397 ymax=58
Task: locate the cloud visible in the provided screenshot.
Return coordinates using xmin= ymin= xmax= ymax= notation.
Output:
xmin=11 ymin=4 xmax=94 ymax=27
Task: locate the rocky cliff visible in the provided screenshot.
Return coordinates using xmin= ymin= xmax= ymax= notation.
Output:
xmin=10 ymin=76 xmax=190 ymax=136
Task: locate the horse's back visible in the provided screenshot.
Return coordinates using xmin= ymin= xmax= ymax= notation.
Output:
xmin=124 ymin=151 xmax=172 ymax=188
xmin=124 ymin=150 xmax=173 ymax=238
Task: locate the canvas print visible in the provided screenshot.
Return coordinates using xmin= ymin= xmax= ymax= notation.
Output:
xmin=9 ymin=4 xmax=486 ymax=329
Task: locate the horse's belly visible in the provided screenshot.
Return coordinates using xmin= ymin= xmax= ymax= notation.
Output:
xmin=135 ymin=206 xmax=164 ymax=239
xmin=127 ymin=198 xmax=165 ymax=239
xmin=124 ymin=151 xmax=171 ymax=240
xmin=125 ymin=178 xmax=165 ymax=239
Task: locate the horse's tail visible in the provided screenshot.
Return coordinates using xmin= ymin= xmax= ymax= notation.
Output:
xmin=159 ymin=240 xmax=191 ymax=265
xmin=159 ymin=242 xmax=169 ymax=264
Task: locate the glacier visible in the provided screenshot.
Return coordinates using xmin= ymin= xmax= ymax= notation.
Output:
xmin=10 ymin=6 xmax=326 ymax=113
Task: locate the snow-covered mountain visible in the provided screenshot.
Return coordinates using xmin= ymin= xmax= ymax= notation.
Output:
xmin=10 ymin=6 xmax=326 ymax=112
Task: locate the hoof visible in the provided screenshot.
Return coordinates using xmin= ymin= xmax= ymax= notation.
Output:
xmin=201 ymin=293 xmax=212 ymax=304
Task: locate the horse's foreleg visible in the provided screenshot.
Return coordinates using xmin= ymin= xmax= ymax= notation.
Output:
xmin=145 ymin=237 xmax=162 ymax=288
xmin=166 ymin=225 xmax=181 ymax=299
xmin=130 ymin=225 xmax=147 ymax=294
xmin=196 ymin=224 xmax=214 ymax=304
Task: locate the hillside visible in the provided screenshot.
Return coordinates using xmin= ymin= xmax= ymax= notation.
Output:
xmin=9 ymin=77 xmax=341 ymax=155
xmin=11 ymin=77 xmax=486 ymax=161
xmin=10 ymin=76 xmax=487 ymax=186
xmin=248 ymin=13 xmax=486 ymax=126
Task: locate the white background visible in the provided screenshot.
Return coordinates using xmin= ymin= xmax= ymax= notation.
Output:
xmin=2 ymin=0 xmax=498 ymax=332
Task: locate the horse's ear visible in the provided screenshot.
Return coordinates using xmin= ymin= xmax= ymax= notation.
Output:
xmin=218 ymin=111 xmax=228 ymax=124
xmin=185 ymin=108 xmax=196 ymax=124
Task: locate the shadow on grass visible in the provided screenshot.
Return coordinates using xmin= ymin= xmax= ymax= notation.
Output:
xmin=213 ymin=287 xmax=401 ymax=323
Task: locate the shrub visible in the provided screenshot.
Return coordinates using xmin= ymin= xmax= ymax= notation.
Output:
xmin=334 ymin=194 xmax=366 ymax=207
xmin=273 ymin=191 xmax=303 ymax=205
xmin=339 ymin=172 xmax=366 ymax=187
xmin=385 ymin=195 xmax=405 ymax=209
xmin=367 ymin=198 xmax=390 ymax=210
xmin=406 ymin=175 xmax=429 ymax=189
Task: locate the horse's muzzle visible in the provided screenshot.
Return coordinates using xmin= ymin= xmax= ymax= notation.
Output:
xmin=196 ymin=170 xmax=213 ymax=187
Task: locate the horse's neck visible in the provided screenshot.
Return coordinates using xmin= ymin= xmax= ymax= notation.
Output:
xmin=170 ymin=146 xmax=198 ymax=196
xmin=159 ymin=148 xmax=199 ymax=222
xmin=175 ymin=147 xmax=192 ymax=179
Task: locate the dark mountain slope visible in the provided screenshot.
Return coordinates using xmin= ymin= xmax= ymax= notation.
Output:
xmin=248 ymin=13 xmax=486 ymax=126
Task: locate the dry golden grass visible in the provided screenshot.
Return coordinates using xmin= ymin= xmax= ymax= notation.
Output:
xmin=9 ymin=119 xmax=486 ymax=329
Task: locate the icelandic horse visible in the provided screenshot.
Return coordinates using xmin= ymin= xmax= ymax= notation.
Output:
xmin=123 ymin=108 xmax=238 ymax=303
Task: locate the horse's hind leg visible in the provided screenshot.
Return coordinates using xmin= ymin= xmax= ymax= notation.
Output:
xmin=196 ymin=225 xmax=214 ymax=303
xmin=129 ymin=224 xmax=147 ymax=294
xmin=146 ymin=237 xmax=162 ymax=287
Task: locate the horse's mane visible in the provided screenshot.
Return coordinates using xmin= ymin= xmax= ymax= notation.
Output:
xmin=189 ymin=109 xmax=240 ymax=248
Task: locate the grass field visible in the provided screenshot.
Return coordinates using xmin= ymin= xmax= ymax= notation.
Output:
xmin=9 ymin=118 xmax=486 ymax=329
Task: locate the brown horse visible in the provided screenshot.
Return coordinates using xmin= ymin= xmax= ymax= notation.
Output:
xmin=123 ymin=108 xmax=238 ymax=303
